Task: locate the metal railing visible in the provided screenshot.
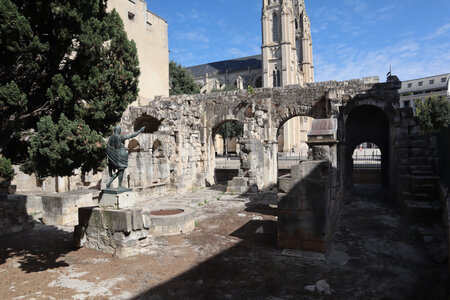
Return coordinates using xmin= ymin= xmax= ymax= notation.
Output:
xmin=353 ymin=153 xmax=381 ymax=169
xmin=277 ymin=153 xmax=308 ymax=169
xmin=215 ymin=156 xmax=240 ymax=169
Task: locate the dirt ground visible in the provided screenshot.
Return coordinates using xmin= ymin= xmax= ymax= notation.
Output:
xmin=0 ymin=185 xmax=449 ymax=300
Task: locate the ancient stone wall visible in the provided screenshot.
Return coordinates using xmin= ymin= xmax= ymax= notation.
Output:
xmin=119 ymin=79 xmax=403 ymax=196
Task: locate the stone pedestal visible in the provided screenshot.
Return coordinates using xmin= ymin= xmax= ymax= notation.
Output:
xmin=99 ymin=188 xmax=136 ymax=209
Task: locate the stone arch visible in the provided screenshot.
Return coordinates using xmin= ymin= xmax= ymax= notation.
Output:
xmin=152 ymin=139 xmax=164 ymax=158
xmin=134 ymin=114 xmax=162 ymax=133
xmin=344 ymin=104 xmax=390 ymax=187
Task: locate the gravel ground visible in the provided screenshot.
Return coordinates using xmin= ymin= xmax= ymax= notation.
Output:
xmin=0 ymin=184 xmax=448 ymax=299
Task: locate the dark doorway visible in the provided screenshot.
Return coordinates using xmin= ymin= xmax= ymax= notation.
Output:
xmin=345 ymin=105 xmax=389 ymax=188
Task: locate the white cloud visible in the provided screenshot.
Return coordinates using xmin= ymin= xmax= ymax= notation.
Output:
xmin=424 ymin=23 xmax=450 ymax=40
xmin=315 ymin=39 xmax=450 ymax=82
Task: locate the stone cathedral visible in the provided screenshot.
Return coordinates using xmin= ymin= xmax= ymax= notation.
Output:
xmin=187 ymin=0 xmax=315 ymax=153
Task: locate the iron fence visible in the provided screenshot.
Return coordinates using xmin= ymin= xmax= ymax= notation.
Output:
xmin=353 ymin=153 xmax=381 ymax=169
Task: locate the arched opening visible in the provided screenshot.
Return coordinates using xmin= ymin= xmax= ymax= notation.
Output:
xmin=212 ymin=120 xmax=244 ymax=185
xmin=277 ymin=116 xmax=315 ymax=176
xmin=352 ymin=142 xmax=382 ymax=185
xmin=134 ymin=114 xmax=162 ymax=133
xmin=345 ymin=105 xmax=390 ymax=188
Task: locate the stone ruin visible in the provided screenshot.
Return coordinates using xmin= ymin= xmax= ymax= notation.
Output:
xmin=2 ymin=77 xmax=449 ymax=260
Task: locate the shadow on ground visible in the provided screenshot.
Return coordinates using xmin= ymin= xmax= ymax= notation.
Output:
xmin=132 ymin=184 xmax=449 ymax=300
xmin=0 ymin=224 xmax=74 ymax=273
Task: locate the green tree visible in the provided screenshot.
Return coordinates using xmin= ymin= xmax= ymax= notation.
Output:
xmin=0 ymin=0 xmax=140 ymax=178
xmin=169 ymin=60 xmax=200 ymax=95
xmin=415 ymin=95 xmax=450 ymax=133
xmin=216 ymin=121 xmax=243 ymax=156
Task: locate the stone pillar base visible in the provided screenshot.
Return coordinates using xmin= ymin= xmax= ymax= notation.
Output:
xmin=99 ymin=188 xmax=136 ymax=209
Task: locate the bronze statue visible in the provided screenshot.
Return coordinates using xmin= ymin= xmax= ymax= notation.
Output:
xmin=106 ymin=125 xmax=146 ymax=189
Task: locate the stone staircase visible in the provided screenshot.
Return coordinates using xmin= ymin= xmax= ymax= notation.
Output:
xmin=400 ymin=134 xmax=442 ymax=223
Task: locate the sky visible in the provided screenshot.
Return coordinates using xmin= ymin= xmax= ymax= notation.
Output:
xmin=149 ymin=0 xmax=450 ymax=82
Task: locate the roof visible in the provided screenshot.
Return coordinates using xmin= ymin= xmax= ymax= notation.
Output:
xmin=186 ymin=55 xmax=262 ymax=77
xmin=399 ymin=73 xmax=450 ymax=93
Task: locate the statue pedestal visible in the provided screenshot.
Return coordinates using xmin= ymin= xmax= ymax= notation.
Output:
xmin=99 ymin=188 xmax=136 ymax=209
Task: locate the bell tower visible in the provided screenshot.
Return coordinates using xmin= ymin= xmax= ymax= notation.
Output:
xmin=261 ymin=0 xmax=313 ymax=87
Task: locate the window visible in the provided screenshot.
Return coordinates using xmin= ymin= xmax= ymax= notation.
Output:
xmin=128 ymin=12 xmax=135 ymax=20
xmin=429 ymin=80 xmax=434 ymax=84
xmin=407 ymin=83 xmax=412 ymax=88
xmin=442 ymin=77 xmax=447 ymax=83
xmin=404 ymin=100 xmax=410 ymax=108
xmin=296 ymin=38 xmax=301 ymax=63
xmin=418 ymin=81 xmax=423 ymax=86
xmin=272 ymin=13 xmax=279 ymax=43
xmin=128 ymin=0 xmax=135 ymax=3
xmin=272 ymin=69 xmax=281 ymax=87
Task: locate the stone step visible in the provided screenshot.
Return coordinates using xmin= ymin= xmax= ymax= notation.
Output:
xmin=408 ymin=140 xmax=427 ymax=148
xmin=409 ymin=165 xmax=434 ymax=173
xmin=408 ymin=157 xmax=432 ymax=165
xmin=411 ymin=183 xmax=437 ymax=195
xmin=409 ymin=175 xmax=440 ymax=185
xmin=408 ymin=135 xmax=428 ymax=142
xmin=411 ymin=170 xmax=435 ymax=176
xmin=401 ymin=192 xmax=438 ymax=202
xmin=408 ymin=148 xmax=433 ymax=157
xmin=404 ymin=200 xmax=441 ymax=224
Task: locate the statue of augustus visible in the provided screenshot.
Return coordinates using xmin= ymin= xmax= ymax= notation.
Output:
xmin=106 ymin=125 xmax=146 ymax=189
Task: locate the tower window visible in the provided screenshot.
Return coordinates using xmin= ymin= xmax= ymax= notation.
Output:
xmin=272 ymin=13 xmax=279 ymax=42
xmin=442 ymin=77 xmax=447 ymax=83
xmin=296 ymin=38 xmax=301 ymax=63
xmin=418 ymin=81 xmax=423 ymax=86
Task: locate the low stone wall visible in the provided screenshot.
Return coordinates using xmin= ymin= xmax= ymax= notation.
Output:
xmin=277 ymin=160 xmax=333 ymax=252
xmin=74 ymin=206 xmax=196 ymax=257
xmin=0 ymin=194 xmax=35 ymax=235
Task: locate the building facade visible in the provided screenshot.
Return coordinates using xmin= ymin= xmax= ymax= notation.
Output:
xmin=187 ymin=0 xmax=313 ymax=93
xmin=261 ymin=0 xmax=313 ymax=87
xmin=187 ymin=0 xmax=315 ymax=153
xmin=399 ymin=73 xmax=450 ymax=110
xmin=107 ymin=0 xmax=169 ymax=105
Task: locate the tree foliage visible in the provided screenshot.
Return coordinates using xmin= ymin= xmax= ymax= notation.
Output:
xmin=169 ymin=61 xmax=199 ymax=95
xmin=415 ymin=95 xmax=450 ymax=133
xmin=216 ymin=121 xmax=244 ymax=140
xmin=0 ymin=0 xmax=140 ymax=178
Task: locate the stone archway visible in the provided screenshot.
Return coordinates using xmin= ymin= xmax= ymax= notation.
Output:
xmin=345 ymin=105 xmax=390 ymax=187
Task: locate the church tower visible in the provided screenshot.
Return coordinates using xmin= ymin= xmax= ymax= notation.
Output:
xmin=261 ymin=0 xmax=313 ymax=87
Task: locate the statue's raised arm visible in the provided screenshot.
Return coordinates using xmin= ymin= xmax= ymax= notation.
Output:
xmin=105 ymin=125 xmax=146 ymax=189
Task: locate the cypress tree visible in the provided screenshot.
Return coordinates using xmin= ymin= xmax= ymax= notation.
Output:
xmin=0 ymin=0 xmax=140 ymax=177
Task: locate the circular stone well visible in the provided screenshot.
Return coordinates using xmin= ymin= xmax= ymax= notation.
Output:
xmin=147 ymin=206 xmax=196 ymax=236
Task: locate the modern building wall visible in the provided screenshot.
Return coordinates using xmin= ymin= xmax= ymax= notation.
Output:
xmin=107 ymin=0 xmax=169 ymax=105
xmin=399 ymin=73 xmax=450 ymax=110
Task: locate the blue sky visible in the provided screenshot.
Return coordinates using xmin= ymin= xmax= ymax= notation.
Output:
xmin=149 ymin=0 xmax=450 ymax=82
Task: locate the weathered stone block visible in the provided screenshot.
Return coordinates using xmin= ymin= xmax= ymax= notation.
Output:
xmin=99 ymin=189 xmax=136 ymax=209
xmin=42 ymin=190 xmax=94 ymax=226
xmin=291 ymin=160 xmax=329 ymax=180
xmin=102 ymin=209 xmax=132 ymax=232
xmin=132 ymin=209 xmax=144 ymax=230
